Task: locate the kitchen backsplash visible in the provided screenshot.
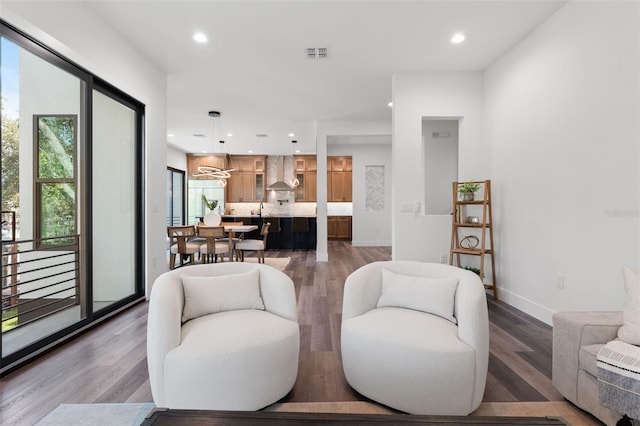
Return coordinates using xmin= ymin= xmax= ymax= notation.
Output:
xmin=226 ymin=201 xmax=317 ymax=217
xmin=327 ymin=202 xmax=353 ymax=216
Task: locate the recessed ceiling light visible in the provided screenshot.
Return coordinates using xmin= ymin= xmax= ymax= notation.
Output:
xmin=193 ymin=32 xmax=208 ymax=43
xmin=167 ymin=133 xmax=174 ymax=137
xmin=288 ymin=133 xmax=295 ymax=137
xmin=248 ymin=150 xmax=253 ymax=153
xmin=201 ymin=150 xmax=207 ymax=153
xmin=295 ymin=149 xmax=300 ymax=153
xmin=451 ymin=33 xmax=465 ymax=44
xmin=226 ymin=133 xmax=233 ymax=137
xmin=387 ymin=101 xmax=393 ymax=108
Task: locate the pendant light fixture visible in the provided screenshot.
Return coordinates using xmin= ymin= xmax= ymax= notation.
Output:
xmin=192 ymin=111 xmax=235 ymax=186
xmin=290 ymin=140 xmax=299 ymax=188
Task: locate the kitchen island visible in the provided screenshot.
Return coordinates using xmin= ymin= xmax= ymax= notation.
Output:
xmin=222 ymin=216 xmax=316 ymax=250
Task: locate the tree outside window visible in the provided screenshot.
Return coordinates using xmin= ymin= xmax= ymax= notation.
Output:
xmin=35 ymin=115 xmax=77 ymax=247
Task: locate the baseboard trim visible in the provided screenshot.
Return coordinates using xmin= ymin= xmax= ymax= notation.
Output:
xmin=497 ymin=287 xmax=554 ymax=326
xmin=351 ymin=240 xmax=392 ymax=247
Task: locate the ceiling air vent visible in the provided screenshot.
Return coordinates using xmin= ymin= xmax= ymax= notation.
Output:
xmin=256 ymin=134 xmax=269 ymax=138
xmin=193 ymin=133 xmax=206 ymax=137
xmin=306 ymin=47 xmax=329 ymax=59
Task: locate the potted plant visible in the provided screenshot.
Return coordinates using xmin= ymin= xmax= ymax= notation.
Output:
xmin=202 ymin=195 xmax=218 ymax=212
xmin=463 ymin=266 xmax=481 ymax=276
xmin=458 ymin=182 xmax=481 ymax=201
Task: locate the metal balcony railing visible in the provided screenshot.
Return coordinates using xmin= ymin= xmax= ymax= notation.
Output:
xmin=1 ymin=235 xmax=80 ymax=332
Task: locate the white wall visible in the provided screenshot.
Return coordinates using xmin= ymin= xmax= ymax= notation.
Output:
xmin=167 ymin=146 xmax=187 ymax=171
xmin=2 ymin=2 xmax=168 ymax=297
xmin=484 ymin=1 xmax=640 ymax=323
xmin=392 ymin=72 xmax=484 ymax=262
xmin=328 ymin=142 xmax=392 ymax=246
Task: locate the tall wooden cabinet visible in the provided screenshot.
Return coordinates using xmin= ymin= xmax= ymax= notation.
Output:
xmin=226 ymin=155 xmax=266 ymax=202
xmin=449 ymin=180 xmax=498 ymax=300
xmin=293 ymin=155 xmax=317 ymax=202
xmin=328 ymin=156 xmax=352 ymax=202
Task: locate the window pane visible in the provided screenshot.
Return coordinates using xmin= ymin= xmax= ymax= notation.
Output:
xmin=1 ymin=33 xmax=84 ymax=362
xmin=37 ymin=116 xmax=75 ymax=179
xmin=92 ymin=90 xmax=136 ymax=310
xmin=40 ymin=183 xmax=76 ymax=244
xmin=171 ymin=171 xmax=184 ymax=225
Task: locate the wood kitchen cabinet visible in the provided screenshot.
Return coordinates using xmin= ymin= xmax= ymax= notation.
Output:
xmin=295 ymin=156 xmax=316 ymax=172
xmin=328 ymin=156 xmax=352 ymax=172
xmin=186 ymin=154 xmax=227 ymax=180
xmin=293 ymin=155 xmax=317 ymax=202
xmin=226 ymin=155 xmax=266 ymax=202
xmin=328 ymin=171 xmax=352 ymax=202
xmin=328 ymin=216 xmax=352 ymax=240
xmin=327 ymin=156 xmax=352 ymax=202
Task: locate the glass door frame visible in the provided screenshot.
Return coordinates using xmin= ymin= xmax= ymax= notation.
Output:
xmin=167 ymin=167 xmax=186 ymax=227
xmin=0 ymin=20 xmax=145 ymax=374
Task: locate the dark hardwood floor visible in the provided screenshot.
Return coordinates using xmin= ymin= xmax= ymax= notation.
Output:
xmin=0 ymin=242 xmax=562 ymax=425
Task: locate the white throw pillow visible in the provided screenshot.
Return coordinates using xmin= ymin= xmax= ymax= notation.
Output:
xmin=618 ymin=265 xmax=640 ymax=345
xmin=377 ymin=269 xmax=459 ymax=323
xmin=181 ymin=269 xmax=265 ymax=323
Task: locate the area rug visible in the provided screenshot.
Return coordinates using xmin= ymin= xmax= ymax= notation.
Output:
xmin=35 ymin=403 xmax=155 ymax=426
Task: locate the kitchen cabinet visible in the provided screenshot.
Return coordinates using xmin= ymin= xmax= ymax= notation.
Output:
xmin=186 ymin=154 xmax=228 ymax=180
xmin=328 ymin=156 xmax=352 ymax=172
xmin=327 ymin=156 xmax=352 ymax=202
xmin=221 ymin=216 xmax=317 ymax=250
xmin=328 ymin=216 xmax=352 ymax=240
xmin=293 ymin=155 xmax=317 ymax=202
xmin=328 ymin=170 xmax=352 ymax=202
xmin=226 ymin=155 xmax=266 ymax=202
xmin=295 ymin=155 xmax=317 ymax=171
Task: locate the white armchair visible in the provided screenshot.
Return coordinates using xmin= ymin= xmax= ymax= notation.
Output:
xmin=341 ymin=261 xmax=489 ymax=415
xmin=147 ymin=263 xmax=299 ymax=410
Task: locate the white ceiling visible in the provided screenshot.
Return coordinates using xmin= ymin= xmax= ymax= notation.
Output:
xmin=84 ymin=0 xmax=566 ymax=155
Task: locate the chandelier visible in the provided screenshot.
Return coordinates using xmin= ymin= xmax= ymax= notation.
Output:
xmin=192 ymin=111 xmax=236 ymax=186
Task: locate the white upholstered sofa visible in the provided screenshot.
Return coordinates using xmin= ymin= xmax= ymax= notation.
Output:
xmin=147 ymin=263 xmax=299 ymax=410
xmin=341 ymin=261 xmax=489 ymax=415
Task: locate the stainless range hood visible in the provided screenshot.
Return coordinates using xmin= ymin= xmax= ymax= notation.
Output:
xmin=267 ymin=156 xmax=294 ymax=191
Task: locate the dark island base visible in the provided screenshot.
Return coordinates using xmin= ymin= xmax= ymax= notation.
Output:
xmin=222 ymin=216 xmax=316 ymax=250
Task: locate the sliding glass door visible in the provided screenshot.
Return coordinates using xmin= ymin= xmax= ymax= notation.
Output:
xmin=167 ymin=168 xmax=185 ymax=227
xmin=0 ymin=21 xmax=145 ymax=373
xmin=91 ymin=89 xmax=140 ymax=312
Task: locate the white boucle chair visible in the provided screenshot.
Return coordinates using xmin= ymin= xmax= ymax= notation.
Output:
xmin=147 ymin=262 xmax=299 ymax=410
xmin=341 ymin=261 xmax=489 ymax=415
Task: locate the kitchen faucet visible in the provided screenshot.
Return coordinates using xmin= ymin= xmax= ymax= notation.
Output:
xmin=259 ymin=202 xmax=264 ymax=217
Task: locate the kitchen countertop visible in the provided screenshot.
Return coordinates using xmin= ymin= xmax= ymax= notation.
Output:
xmin=222 ymin=215 xmax=317 ymax=218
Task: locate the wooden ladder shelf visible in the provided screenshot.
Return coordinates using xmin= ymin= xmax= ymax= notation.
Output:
xmin=450 ymin=179 xmax=498 ymax=300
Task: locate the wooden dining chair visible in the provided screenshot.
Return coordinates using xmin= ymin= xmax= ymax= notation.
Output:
xmin=235 ymin=222 xmax=270 ymax=263
xmin=167 ymin=225 xmax=202 ymax=269
xmin=197 ymin=225 xmax=230 ymax=263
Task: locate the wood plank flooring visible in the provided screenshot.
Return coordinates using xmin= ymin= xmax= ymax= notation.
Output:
xmin=1 ymin=242 xmax=568 ymax=425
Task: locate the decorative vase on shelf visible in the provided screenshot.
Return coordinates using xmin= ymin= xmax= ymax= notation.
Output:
xmin=460 ymin=192 xmax=475 ymax=201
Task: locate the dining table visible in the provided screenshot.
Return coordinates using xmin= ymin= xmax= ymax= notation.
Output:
xmin=222 ymin=224 xmax=258 ymax=238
